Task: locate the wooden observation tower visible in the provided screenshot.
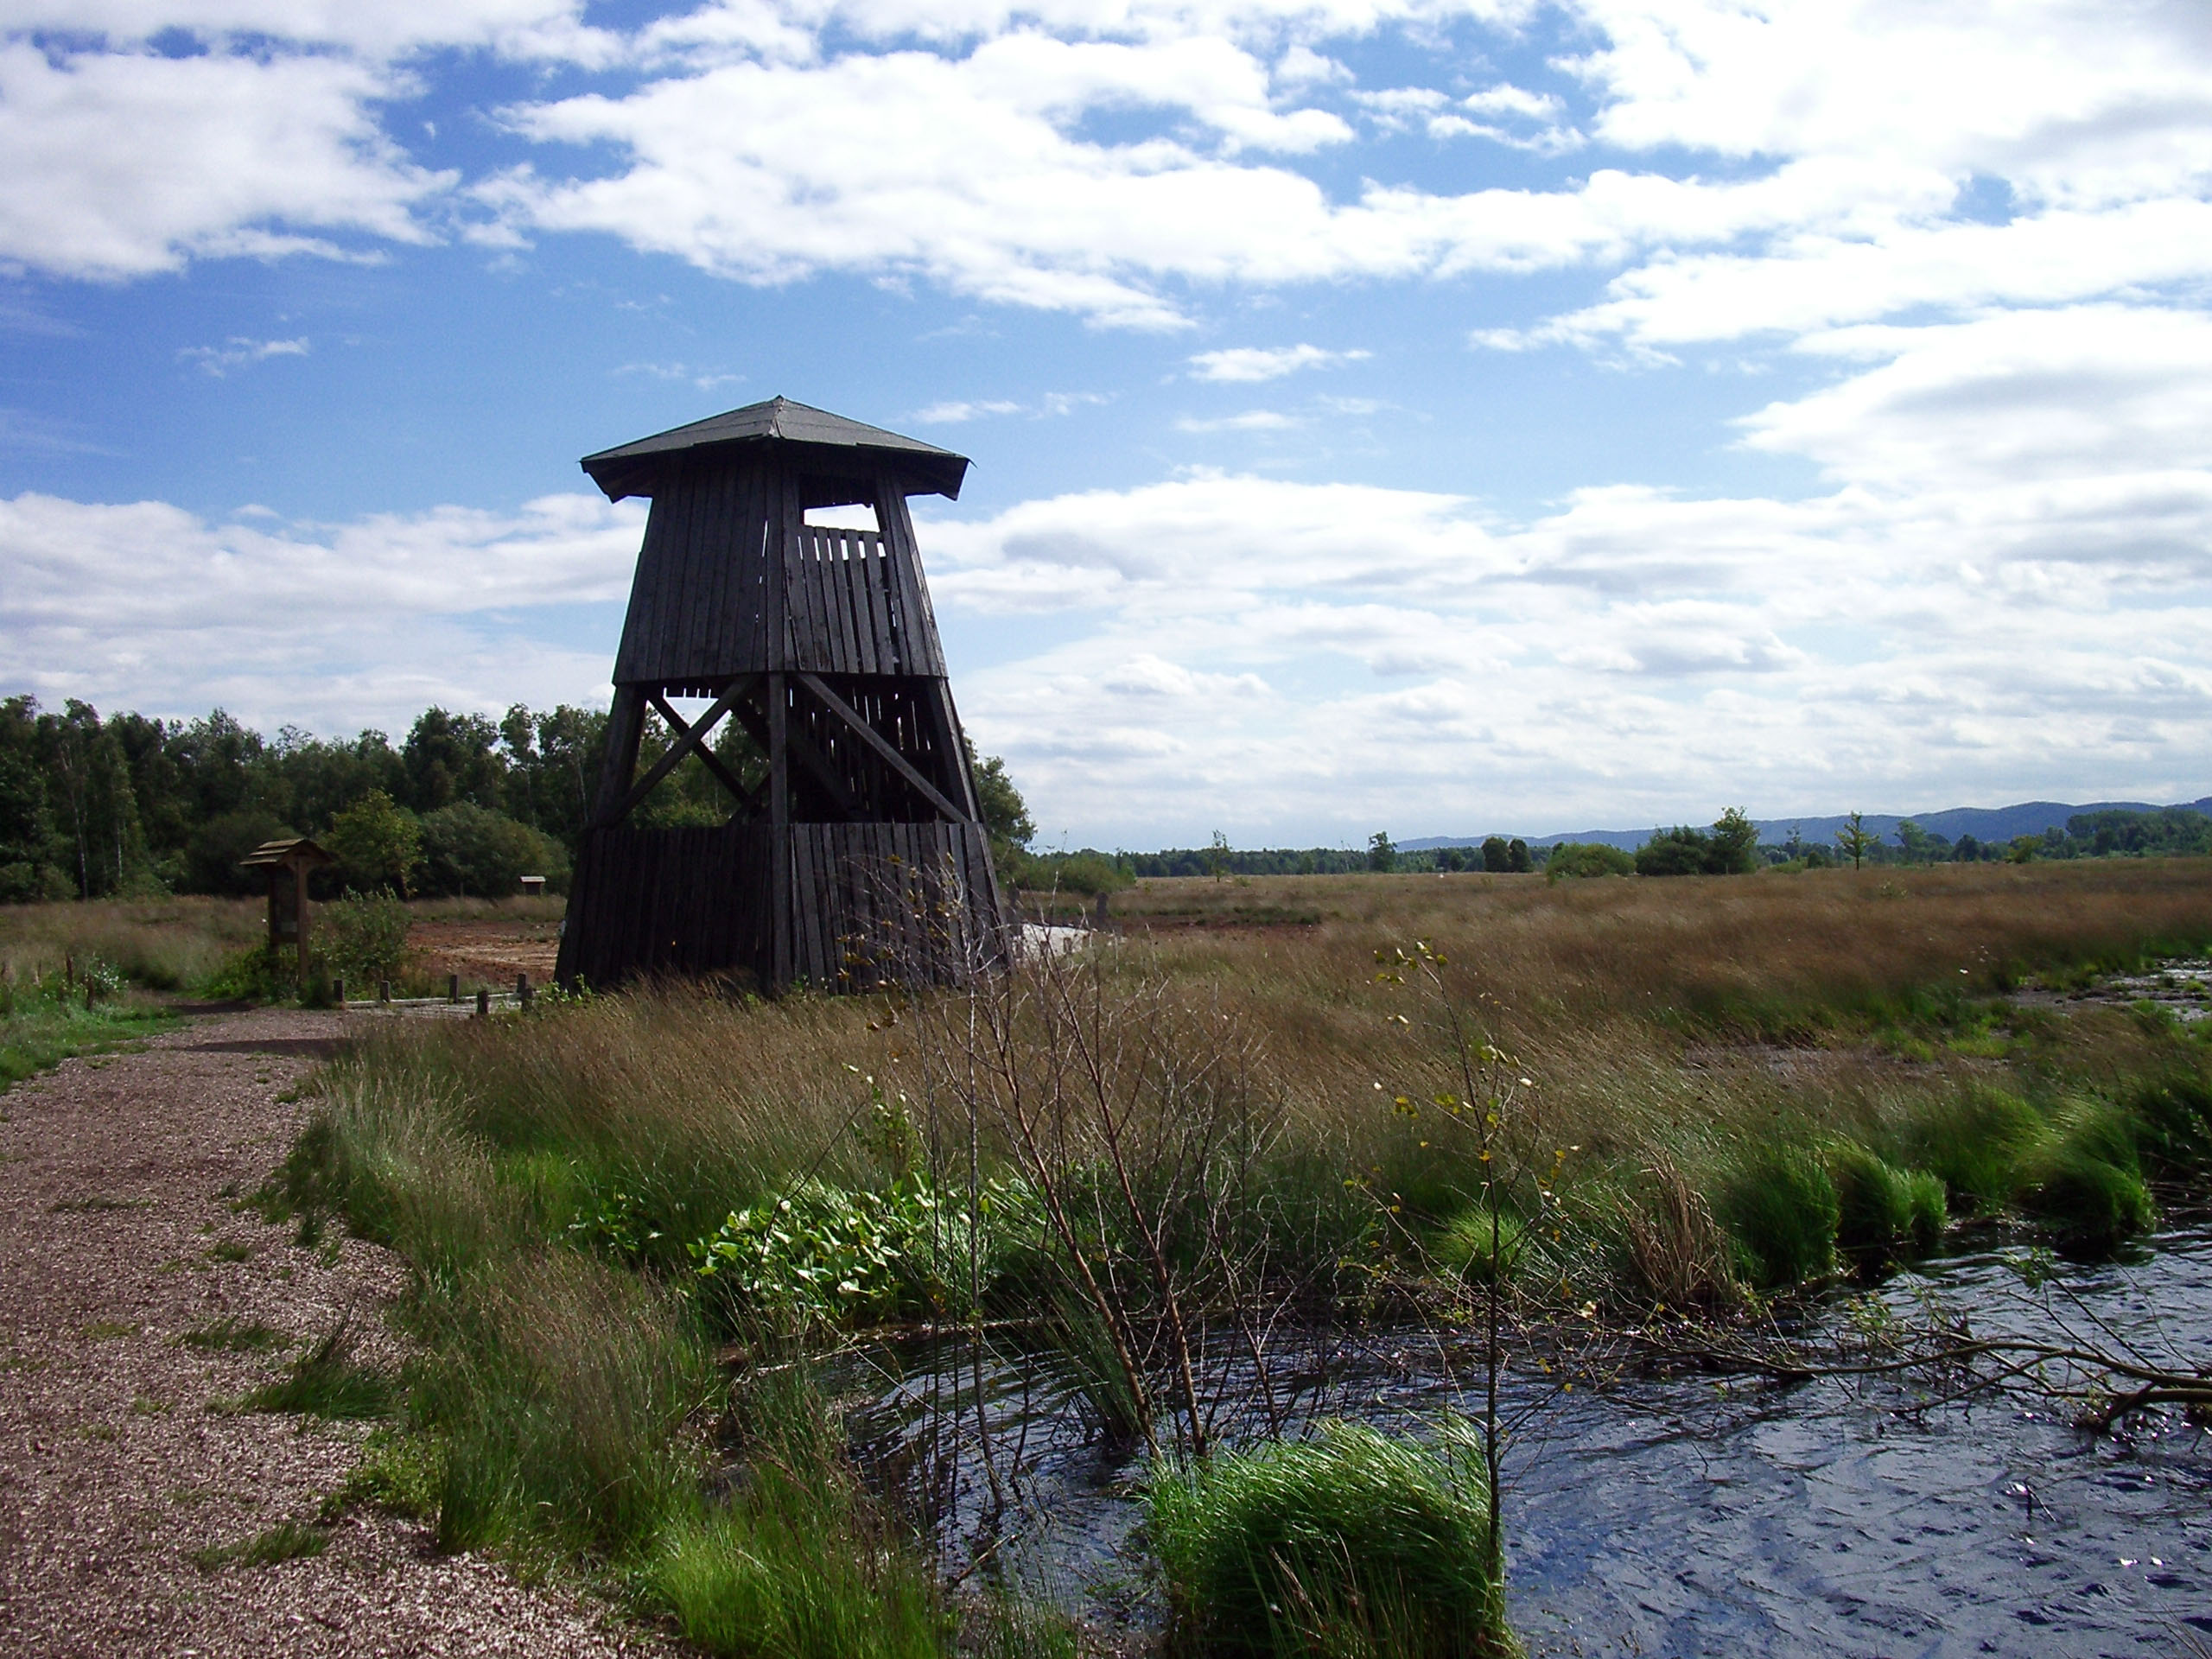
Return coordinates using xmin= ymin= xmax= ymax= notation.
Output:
xmin=555 ymin=397 xmax=1003 ymax=992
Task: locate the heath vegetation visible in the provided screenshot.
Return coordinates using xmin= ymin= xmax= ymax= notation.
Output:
xmin=233 ymin=855 xmax=2212 ymax=1653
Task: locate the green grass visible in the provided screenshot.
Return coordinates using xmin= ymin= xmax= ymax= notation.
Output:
xmin=0 ymin=976 xmax=177 ymax=1095
xmin=244 ymin=1327 xmax=397 ymax=1420
xmin=1827 ymin=1144 xmax=1947 ymax=1268
xmin=180 ymin=1317 xmax=290 ymax=1354
xmin=1899 ymin=1085 xmax=2054 ymax=1217
xmin=2019 ymin=1101 xmax=2158 ymax=1255
xmin=322 ymin=1427 xmax=446 ymax=1522
xmin=188 ymin=1520 xmax=330 ymax=1573
xmin=1147 ymin=1419 xmax=1508 ymax=1659
xmin=1716 ymin=1147 xmax=1839 ymax=1290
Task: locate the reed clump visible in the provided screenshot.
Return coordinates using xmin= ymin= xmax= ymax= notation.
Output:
xmin=1147 ymin=1419 xmax=1508 ymax=1659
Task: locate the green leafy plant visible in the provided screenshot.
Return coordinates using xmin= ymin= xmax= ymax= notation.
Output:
xmin=321 ymin=891 xmax=412 ymax=990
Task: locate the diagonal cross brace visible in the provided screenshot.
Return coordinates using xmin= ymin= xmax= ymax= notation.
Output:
xmin=609 ymin=681 xmax=754 ymax=824
xmin=648 ymin=692 xmax=761 ymax=812
xmin=793 ymin=672 xmax=968 ymax=824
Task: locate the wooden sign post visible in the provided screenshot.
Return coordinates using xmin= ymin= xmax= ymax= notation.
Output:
xmin=238 ymin=837 xmax=338 ymax=982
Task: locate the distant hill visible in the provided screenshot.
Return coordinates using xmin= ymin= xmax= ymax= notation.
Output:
xmin=1402 ymin=797 xmax=2212 ymax=854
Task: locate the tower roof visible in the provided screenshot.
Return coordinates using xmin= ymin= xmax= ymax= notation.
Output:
xmin=582 ymin=396 xmax=970 ymax=503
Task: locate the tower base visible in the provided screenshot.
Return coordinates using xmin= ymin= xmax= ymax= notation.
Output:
xmin=556 ymin=820 xmax=1002 ymax=993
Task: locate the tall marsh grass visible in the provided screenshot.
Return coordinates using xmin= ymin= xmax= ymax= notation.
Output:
xmin=284 ymin=857 xmax=2212 ymax=1650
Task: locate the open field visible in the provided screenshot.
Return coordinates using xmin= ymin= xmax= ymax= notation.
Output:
xmin=247 ymin=856 xmax=2212 ymax=1655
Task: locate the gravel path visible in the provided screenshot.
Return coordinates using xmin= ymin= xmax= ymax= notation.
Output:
xmin=0 ymin=1006 xmax=683 ymax=1657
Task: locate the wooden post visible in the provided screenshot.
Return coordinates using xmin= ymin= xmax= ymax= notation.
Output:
xmin=517 ymin=973 xmax=532 ymax=1008
xmin=768 ymin=671 xmax=791 ymax=988
xmin=592 ymin=686 xmax=647 ymax=828
xmin=333 ymin=977 xmax=346 ymax=1009
xmin=447 ymin=973 xmax=460 ymax=1004
xmin=378 ymin=979 xmax=391 ymax=1004
xmin=475 ymin=987 xmax=489 ymax=1017
xmin=292 ymin=861 xmax=313 ymax=982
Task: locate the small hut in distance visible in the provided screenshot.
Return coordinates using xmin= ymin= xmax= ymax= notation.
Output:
xmin=556 ymin=397 xmax=1004 ymax=993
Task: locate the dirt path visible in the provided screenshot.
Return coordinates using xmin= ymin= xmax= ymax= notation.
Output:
xmin=0 ymin=1006 xmax=681 ymax=1658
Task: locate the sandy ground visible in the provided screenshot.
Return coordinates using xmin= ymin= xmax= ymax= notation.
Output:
xmin=405 ymin=924 xmax=560 ymax=990
xmin=0 ymin=1006 xmax=682 ymax=1658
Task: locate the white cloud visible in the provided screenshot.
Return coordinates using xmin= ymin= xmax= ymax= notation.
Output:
xmin=1175 ymin=409 xmax=1298 ymax=430
xmin=924 ymin=313 xmax=2212 ymax=840
xmin=1187 ymin=342 xmax=1369 ymax=380
xmin=0 ymin=42 xmax=450 ymax=278
xmin=0 ymin=490 xmax=644 ymax=730
xmin=178 ymin=335 xmax=308 ymax=375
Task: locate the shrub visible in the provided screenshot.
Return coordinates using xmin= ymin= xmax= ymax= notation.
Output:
xmin=1715 ymin=1147 xmax=1838 ymax=1288
xmin=1635 ymin=829 xmax=1711 ymax=877
xmin=416 ymin=803 xmax=569 ymax=899
xmin=1546 ymin=842 xmax=1636 ymax=880
xmin=321 ymin=891 xmax=411 ymax=989
xmin=1147 ymin=1419 xmax=1507 ymax=1659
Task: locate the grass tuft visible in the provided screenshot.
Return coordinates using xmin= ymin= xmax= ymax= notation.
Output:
xmin=244 ymin=1325 xmax=397 ymax=1420
xmin=188 ymin=1520 xmax=329 ymax=1573
xmin=1716 ymin=1147 xmax=1838 ymax=1290
xmin=1900 ymin=1084 xmax=2052 ymax=1217
xmin=180 ymin=1317 xmax=289 ymax=1354
xmin=1828 ymin=1144 xmax=1947 ymax=1267
xmin=2020 ymin=1100 xmax=2157 ymax=1255
xmin=1147 ymin=1419 xmax=1508 ymax=1659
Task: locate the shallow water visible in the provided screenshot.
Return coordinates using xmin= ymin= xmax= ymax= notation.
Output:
xmin=830 ymin=1226 xmax=2212 ymax=1656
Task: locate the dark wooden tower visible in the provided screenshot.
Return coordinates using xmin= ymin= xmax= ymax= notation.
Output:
xmin=555 ymin=397 xmax=1003 ymax=992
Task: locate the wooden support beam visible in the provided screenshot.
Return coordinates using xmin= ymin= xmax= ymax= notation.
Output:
xmin=730 ymin=685 xmax=857 ymax=820
xmin=612 ymin=681 xmax=749 ymax=824
xmin=647 ymin=690 xmax=761 ymax=815
xmin=590 ymin=685 xmax=647 ymax=828
xmin=769 ymin=670 xmax=791 ymax=987
xmin=793 ymin=671 xmax=968 ymax=824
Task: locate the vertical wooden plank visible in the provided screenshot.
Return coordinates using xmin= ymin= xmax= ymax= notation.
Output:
xmin=827 ymin=532 xmax=858 ymax=677
xmin=768 ymin=671 xmax=790 ymax=988
xmin=876 ymin=484 xmax=946 ymax=677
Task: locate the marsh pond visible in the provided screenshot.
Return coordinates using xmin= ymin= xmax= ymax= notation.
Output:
xmin=828 ymin=1220 xmax=2212 ymax=1657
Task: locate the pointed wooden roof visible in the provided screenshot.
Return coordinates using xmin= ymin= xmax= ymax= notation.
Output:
xmin=238 ymin=836 xmax=336 ymax=869
xmin=582 ymin=396 xmax=970 ymax=504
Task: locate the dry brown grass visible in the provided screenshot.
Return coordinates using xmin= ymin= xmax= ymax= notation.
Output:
xmin=315 ymin=856 xmax=2209 ymax=1320
xmin=0 ymin=895 xmax=264 ymax=990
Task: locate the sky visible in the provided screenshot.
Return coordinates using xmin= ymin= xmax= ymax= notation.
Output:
xmin=3 ymin=0 xmax=2209 ymax=849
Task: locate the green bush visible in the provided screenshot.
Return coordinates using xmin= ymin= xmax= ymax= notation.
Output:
xmin=1827 ymin=1144 xmax=1946 ymax=1266
xmin=1147 ymin=1420 xmax=1507 ymax=1659
xmin=1716 ymin=1147 xmax=1838 ymax=1288
xmin=322 ymin=891 xmax=412 ymax=990
xmin=1545 ymin=842 xmax=1635 ymax=880
xmin=1900 ymin=1084 xmax=2053 ymax=1216
xmin=416 ymin=803 xmax=569 ymax=899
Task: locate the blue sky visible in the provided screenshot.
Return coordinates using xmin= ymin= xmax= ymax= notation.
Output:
xmin=5 ymin=0 xmax=2210 ymax=848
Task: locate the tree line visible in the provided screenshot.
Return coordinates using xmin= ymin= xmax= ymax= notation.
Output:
xmin=0 ymin=696 xmax=618 ymax=903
